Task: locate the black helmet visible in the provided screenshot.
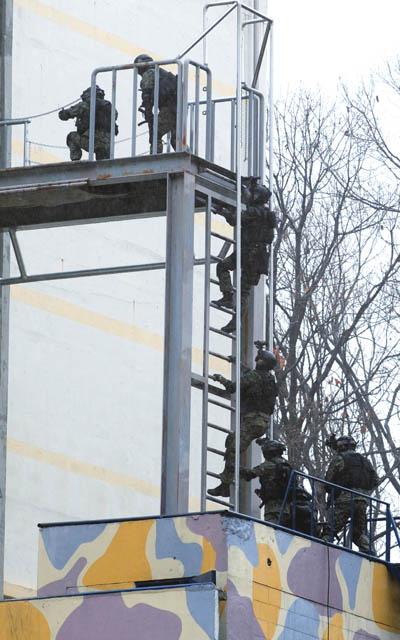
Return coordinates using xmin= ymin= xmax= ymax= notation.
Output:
xmin=134 ymin=54 xmax=154 ymax=66
xmin=81 ymin=85 xmax=104 ymax=100
xmin=336 ymin=435 xmax=357 ymax=452
xmin=242 ymin=177 xmax=271 ymax=205
xmin=255 ymin=349 xmax=277 ymax=371
xmin=257 ymin=438 xmax=286 ymax=456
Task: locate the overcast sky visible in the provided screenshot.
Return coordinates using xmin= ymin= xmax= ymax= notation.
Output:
xmin=269 ymin=0 xmax=400 ymax=95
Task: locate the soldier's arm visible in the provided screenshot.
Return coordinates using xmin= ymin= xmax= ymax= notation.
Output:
xmin=59 ymin=103 xmax=82 ymax=121
xmin=325 ymin=456 xmax=344 ymax=483
xmin=240 ymin=467 xmax=257 ymax=481
xmin=211 ymin=374 xmax=236 ymax=394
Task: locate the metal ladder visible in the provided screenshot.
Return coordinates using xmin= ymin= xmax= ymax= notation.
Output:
xmin=198 ymin=194 xmax=239 ymax=511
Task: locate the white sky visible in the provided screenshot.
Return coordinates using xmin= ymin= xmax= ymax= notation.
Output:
xmin=269 ymin=0 xmax=400 ymax=95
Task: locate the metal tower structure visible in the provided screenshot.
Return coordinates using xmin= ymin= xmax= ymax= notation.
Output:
xmin=0 ymin=0 xmax=274 ymax=591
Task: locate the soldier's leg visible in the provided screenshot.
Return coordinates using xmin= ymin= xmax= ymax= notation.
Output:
xmin=66 ymin=132 xmax=83 ymax=161
xmin=352 ymin=501 xmax=372 ymax=553
xmin=323 ymin=501 xmax=350 ymax=542
xmin=208 ymin=433 xmax=234 ymax=497
xmin=264 ymin=501 xmax=290 ymax=526
xmin=94 ymin=132 xmax=111 ymax=160
xmin=213 ymin=252 xmax=236 ymax=309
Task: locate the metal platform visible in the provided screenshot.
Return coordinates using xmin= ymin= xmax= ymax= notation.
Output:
xmin=0 ymin=152 xmax=237 ymax=230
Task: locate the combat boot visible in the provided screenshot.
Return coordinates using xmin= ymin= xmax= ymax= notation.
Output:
xmin=208 ymin=483 xmax=230 ymax=498
xmin=212 ymin=293 xmax=234 ymax=309
xmin=221 ymin=315 xmax=236 ymax=334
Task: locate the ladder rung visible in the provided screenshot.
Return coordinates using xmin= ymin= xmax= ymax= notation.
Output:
xmin=210 ymin=254 xmax=222 ymax=263
xmin=208 ymin=422 xmax=231 ymax=435
xmin=209 ymin=302 xmax=235 ymax=316
xmin=207 ymin=470 xmax=222 ymax=479
xmin=210 ymin=326 xmax=236 ymax=339
xmin=207 ymin=446 xmax=225 ymax=457
xmin=210 ymin=278 xmax=236 ymax=292
xmin=209 ymin=398 xmax=234 ymax=411
xmin=206 ymin=494 xmax=234 ymax=508
xmin=211 ymin=231 xmax=235 ymax=244
xmin=209 ymin=350 xmax=234 ymax=363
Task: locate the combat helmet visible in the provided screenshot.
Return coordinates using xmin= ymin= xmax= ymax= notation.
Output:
xmin=255 ymin=349 xmax=278 ymax=371
xmin=242 ymin=177 xmax=271 ymax=205
xmin=257 ymin=438 xmax=286 ymax=457
xmin=336 ymin=435 xmax=357 ymax=452
xmin=134 ymin=53 xmax=154 ymax=70
xmin=81 ymin=85 xmax=105 ymax=101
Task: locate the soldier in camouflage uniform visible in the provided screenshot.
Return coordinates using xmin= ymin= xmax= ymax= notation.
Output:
xmin=59 ymin=85 xmax=118 ymax=161
xmin=241 ymin=439 xmax=292 ymax=525
xmin=208 ymin=347 xmax=278 ymax=498
xmin=323 ymin=435 xmax=379 ymax=554
xmin=212 ymin=177 xmax=276 ymax=334
xmin=134 ymin=54 xmax=177 ymax=154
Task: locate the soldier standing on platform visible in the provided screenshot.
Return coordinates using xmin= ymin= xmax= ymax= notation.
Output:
xmin=208 ymin=344 xmax=278 ymax=498
xmin=134 ymin=54 xmax=178 ymax=154
xmin=241 ymin=439 xmax=292 ymax=525
xmin=323 ymin=435 xmax=379 ymax=553
xmin=59 ymin=85 xmax=118 ymax=161
xmin=212 ymin=177 xmax=276 ymax=334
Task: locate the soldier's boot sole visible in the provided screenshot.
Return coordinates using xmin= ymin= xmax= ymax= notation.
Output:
xmin=212 ymin=295 xmax=234 ymax=309
xmin=208 ymin=483 xmax=230 ymax=498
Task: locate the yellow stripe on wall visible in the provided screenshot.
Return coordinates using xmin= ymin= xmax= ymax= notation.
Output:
xmin=8 ymin=437 xmax=160 ymax=497
xmin=15 ymin=0 xmax=235 ymax=95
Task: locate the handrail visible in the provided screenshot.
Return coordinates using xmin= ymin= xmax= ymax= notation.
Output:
xmin=277 ymin=469 xmax=398 ymax=560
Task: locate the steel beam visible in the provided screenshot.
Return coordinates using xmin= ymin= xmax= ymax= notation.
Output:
xmin=0 ymin=0 xmax=12 ymax=600
xmin=161 ymin=172 xmax=195 ymax=514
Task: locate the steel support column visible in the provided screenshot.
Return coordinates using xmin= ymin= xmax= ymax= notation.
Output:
xmin=161 ymin=172 xmax=195 ymax=514
xmin=0 ymin=0 xmax=12 ymax=600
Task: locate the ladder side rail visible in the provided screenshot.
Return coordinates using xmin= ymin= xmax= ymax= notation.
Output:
xmin=233 ymin=2 xmax=243 ymax=512
xmin=201 ymin=196 xmax=212 ymax=510
xmin=152 ymin=65 xmax=160 ymax=155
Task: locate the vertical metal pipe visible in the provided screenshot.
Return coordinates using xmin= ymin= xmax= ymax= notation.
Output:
xmin=0 ymin=0 xmax=12 ymax=599
xmin=131 ymin=67 xmax=138 ymax=157
xmin=88 ymin=72 xmax=97 ymax=160
xmin=201 ymin=196 xmax=212 ymax=510
xmin=194 ymin=65 xmax=200 ymax=155
xmin=234 ymin=2 xmax=243 ymax=512
xmin=211 ymin=101 xmax=216 ymax=162
xmin=253 ymin=95 xmax=259 ymax=175
xmin=23 ymin=121 xmax=28 ymax=167
xmin=152 ymin=65 xmax=160 ymax=154
xmin=368 ymin=498 xmax=373 ymax=554
xmin=180 ymin=62 xmax=190 ymax=153
xmin=248 ymin=89 xmax=254 ymax=175
xmin=205 ymin=69 xmax=213 ymax=160
xmin=385 ymin=504 xmax=391 ymax=562
xmin=189 ymin=104 xmax=194 ymax=151
xmin=161 ymin=172 xmax=195 ymax=514
xmin=230 ymin=99 xmax=236 ymax=171
xmin=110 ymin=69 xmax=117 ymax=159
xmin=176 ymin=63 xmax=183 ymax=152
xmin=203 ymin=5 xmax=207 ymax=65
xmin=267 ymin=23 xmax=274 ymax=438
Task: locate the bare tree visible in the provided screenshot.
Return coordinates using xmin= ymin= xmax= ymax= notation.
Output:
xmin=271 ymin=88 xmax=400 ymax=504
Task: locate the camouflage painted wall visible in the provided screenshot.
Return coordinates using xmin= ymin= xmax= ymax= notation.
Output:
xmin=0 ymin=583 xmax=218 ymax=639
xmin=37 ymin=512 xmax=400 ymax=639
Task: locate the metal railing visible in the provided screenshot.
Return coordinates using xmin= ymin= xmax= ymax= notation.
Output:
xmin=278 ymin=470 xmax=400 ymax=561
xmin=0 ymin=118 xmax=30 ymax=166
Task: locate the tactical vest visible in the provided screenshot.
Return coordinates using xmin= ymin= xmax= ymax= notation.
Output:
xmin=76 ymin=100 xmax=117 ymax=134
xmin=259 ymin=458 xmax=291 ymax=501
xmin=242 ymin=207 xmax=276 ymax=245
xmin=242 ymin=370 xmax=277 ymax=415
xmin=158 ymin=70 xmax=178 ymax=108
xmin=335 ymin=452 xmax=376 ymax=491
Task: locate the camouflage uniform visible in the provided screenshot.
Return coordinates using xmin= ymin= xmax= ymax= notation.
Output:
xmin=242 ymin=443 xmax=292 ymax=525
xmin=59 ymin=86 xmax=118 ymax=161
xmin=139 ymin=67 xmax=177 ymax=153
xmin=208 ymin=349 xmax=278 ymax=497
xmin=324 ymin=447 xmax=379 ymax=553
xmin=213 ymin=179 xmax=276 ymax=333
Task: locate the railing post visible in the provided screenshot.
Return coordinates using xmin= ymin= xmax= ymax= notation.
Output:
xmin=385 ymin=504 xmax=391 ymax=562
xmin=89 ymin=72 xmax=97 ymax=160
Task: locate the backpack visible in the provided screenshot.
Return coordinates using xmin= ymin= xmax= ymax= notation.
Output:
xmin=337 ymin=452 xmax=377 ymax=491
xmin=159 ymin=70 xmax=178 ymax=108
